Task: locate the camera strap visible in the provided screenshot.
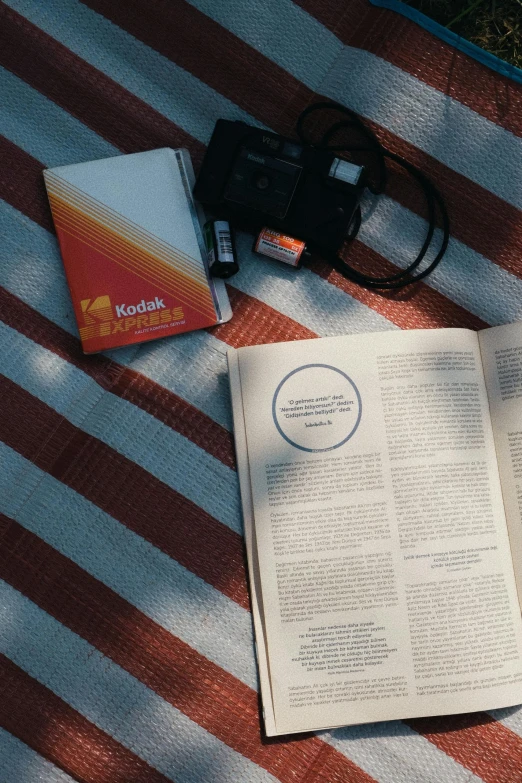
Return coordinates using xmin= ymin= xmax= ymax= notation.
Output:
xmin=295 ymin=102 xmax=450 ymax=291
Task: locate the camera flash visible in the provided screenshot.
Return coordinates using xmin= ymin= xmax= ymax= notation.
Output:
xmin=329 ymin=158 xmax=363 ymax=186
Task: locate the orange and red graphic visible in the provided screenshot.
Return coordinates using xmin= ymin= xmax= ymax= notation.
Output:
xmin=44 ymin=170 xmax=217 ymax=352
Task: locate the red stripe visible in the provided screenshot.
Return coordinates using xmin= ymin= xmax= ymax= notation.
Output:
xmin=295 ymin=0 xmax=522 ymax=139
xmin=0 ymin=135 xmax=52 ymax=229
xmin=0 ymin=298 xmax=511 ymax=780
xmin=0 ymin=653 xmax=170 ymax=783
xmin=359 ymin=127 xmax=522 ymax=282
xmin=309 ymin=251 xmax=488 ymax=330
xmin=0 ymin=374 xmax=249 ymax=608
xmin=0 ymin=134 xmax=55 ymax=232
xmin=0 ymin=134 xmax=490 ymax=339
xmin=0 ymin=3 xmax=204 ymax=165
xmin=3 ymin=390 xmax=522 ymax=783
xmin=2 ymin=6 xmax=516 ymax=776
xmin=76 ymin=0 xmax=522 ymax=281
xmin=2 ymin=1 xmax=522 ymax=289
xmin=4 ymin=510 xmax=522 ymax=783
xmin=0 ymin=512 xmax=378 ymax=783
xmin=407 ymin=714 xmax=522 ymax=783
xmin=0 ymin=7 xmax=503 ymax=333
xmin=213 ymin=285 xmax=319 ymax=345
xmin=0 ymin=285 xmax=236 ymax=469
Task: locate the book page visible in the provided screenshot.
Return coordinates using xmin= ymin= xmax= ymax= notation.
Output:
xmin=480 ymin=322 xmax=522 ymax=601
xmin=234 ymin=329 xmax=522 ymax=735
xmin=228 ymin=350 xmax=277 ymax=735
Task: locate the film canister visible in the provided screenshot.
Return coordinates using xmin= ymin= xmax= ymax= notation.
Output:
xmin=254 ymin=227 xmax=306 ymax=269
xmin=204 ymin=220 xmax=239 ymax=278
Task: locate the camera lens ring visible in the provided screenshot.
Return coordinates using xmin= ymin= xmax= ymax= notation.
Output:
xmin=252 ymin=171 xmax=272 ymax=191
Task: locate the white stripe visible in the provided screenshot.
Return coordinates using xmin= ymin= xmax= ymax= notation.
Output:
xmin=5 ymin=172 xmax=521 ymax=344
xmin=233 ymin=231 xmax=396 ymax=336
xmin=358 ymin=194 xmax=522 ymax=325
xmin=0 ymin=201 xmax=88 ymax=333
xmin=131 ymin=330 xmax=233 ymax=429
xmin=188 ymin=0 xmax=522 ymax=209
xmin=0 ymin=68 xmax=393 ymax=339
xmin=0 ymin=729 xmax=77 ymax=783
xmin=1 ymin=65 xmax=117 ymax=164
xmin=326 ymin=722 xmax=484 ymax=783
xmin=2 ymin=41 xmax=517 ymax=335
xmin=320 ymin=47 xmax=522 ymax=209
xmin=0 ymin=198 xmax=394 ymax=401
xmin=0 ymin=445 xmax=491 ymax=782
xmin=9 ymin=0 xmax=522 ymax=210
xmin=0 ymin=321 xmax=243 ymax=534
xmin=0 ymin=582 xmax=277 ymax=783
xmin=3 ymin=0 xmax=260 ymax=143
xmin=79 ymin=389 xmax=242 ymax=530
xmin=0 ymin=442 xmax=256 ymax=688
xmin=187 ymin=0 xmax=343 ymax=90
xmin=489 ymin=706 xmax=522 ymax=738
xmin=2 ymin=49 xmax=520 ymax=335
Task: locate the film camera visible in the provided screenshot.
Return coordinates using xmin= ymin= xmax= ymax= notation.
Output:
xmin=193 ymin=119 xmax=366 ymax=257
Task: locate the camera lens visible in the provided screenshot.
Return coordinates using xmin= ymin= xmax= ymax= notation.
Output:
xmin=253 ymin=172 xmax=271 ymax=191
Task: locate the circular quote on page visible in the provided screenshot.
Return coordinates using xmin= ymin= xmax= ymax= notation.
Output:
xmin=272 ymin=364 xmax=362 ymax=452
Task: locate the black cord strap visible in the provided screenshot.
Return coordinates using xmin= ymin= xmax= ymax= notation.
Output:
xmin=295 ymin=102 xmax=450 ymax=290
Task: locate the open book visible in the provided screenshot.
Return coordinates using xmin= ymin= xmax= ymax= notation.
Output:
xmin=228 ymin=324 xmax=522 ymax=736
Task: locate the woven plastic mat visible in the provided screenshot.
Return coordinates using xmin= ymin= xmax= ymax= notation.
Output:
xmin=1 ymin=0 xmax=522 ymax=781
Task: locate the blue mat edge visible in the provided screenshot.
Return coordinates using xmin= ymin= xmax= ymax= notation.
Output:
xmin=369 ymin=0 xmax=522 ymax=86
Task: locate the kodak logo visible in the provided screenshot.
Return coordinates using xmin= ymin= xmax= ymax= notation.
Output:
xmin=115 ymin=297 xmax=165 ymax=318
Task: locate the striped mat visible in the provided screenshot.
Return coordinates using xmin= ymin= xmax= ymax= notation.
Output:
xmin=1 ymin=1 xmax=522 ymax=782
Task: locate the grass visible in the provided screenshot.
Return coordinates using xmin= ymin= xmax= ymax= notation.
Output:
xmin=403 ymin=0 xmax=522 ymax=67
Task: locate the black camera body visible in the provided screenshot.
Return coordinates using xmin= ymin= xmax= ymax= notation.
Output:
xmin=193 ymin=120 xmax=365 ymax=255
